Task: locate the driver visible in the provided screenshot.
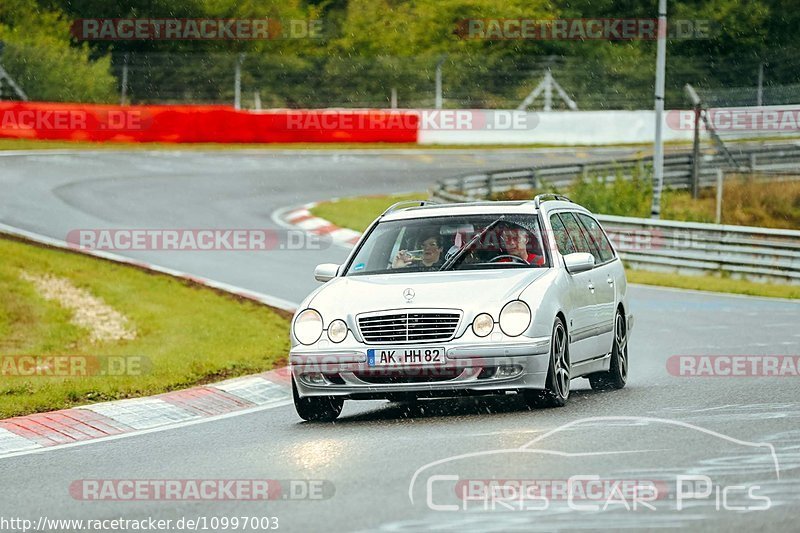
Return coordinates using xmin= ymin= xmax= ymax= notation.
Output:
xmin=498 ymin=227 xmax=545 ymax=266
xmin=392 ymin=232 xmax=444 ymax=270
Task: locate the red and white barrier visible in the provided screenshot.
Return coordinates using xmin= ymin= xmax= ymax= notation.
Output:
xmin=2 ymin=102 xmax=797 ymax=145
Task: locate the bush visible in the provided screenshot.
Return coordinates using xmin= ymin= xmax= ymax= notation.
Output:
xmin=0 ymin=0 xmax=117 ymax=102
xmin=569 ymin=165 xmax=652 ymax=217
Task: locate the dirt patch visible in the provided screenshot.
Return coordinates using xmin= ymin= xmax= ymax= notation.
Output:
xmin=19 ymin=272 xmax=137 ymax=343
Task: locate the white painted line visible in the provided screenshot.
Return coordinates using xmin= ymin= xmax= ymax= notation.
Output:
xmin=213 ymin=377 xmax=291 ymax=405
xmin=329 ymin=228 xmax=361 ymax=241
xmin=80 ymin=398 xmax=199 ymax=430
xmin=0 ymin=398 xmax=292 ymax=461
xmin=271 ymin=205 xmax=355 ymax=251
xmin=295 ymin=218 xmax=330 ymax=231
xmin=285 ymin=209 xmax=312 ymax=222
xmin=0 ymin=427 xmax=41 ymax=454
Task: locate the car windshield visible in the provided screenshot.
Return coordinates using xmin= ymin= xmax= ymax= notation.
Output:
xmin=345 ymin=214 xmax=548 ymax=276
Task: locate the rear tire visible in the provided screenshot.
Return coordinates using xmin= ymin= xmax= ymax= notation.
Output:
xmin=292 ymin=378 xmax=343 ymax=422
xmin=524 ymin=317 xmax=570 ymax=408
xmin=588 ymin=310 xmax=628 ymax=391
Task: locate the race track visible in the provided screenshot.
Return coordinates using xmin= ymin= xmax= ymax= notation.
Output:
xmin=1 ymin=149 xmax=798 ymax=532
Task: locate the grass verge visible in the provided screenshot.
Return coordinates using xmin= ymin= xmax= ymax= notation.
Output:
xmin=309 ymin=193 xmax=799 ymax=300
xmin=626 ymin=270 xmax=799 ymax=300
xmin=310 ymin=192 xmax=426 ymax=232
xmin=0 ymin=234 xmax=290 ymax=418
xmin=0 ymin=137 xmax=729 ymax=152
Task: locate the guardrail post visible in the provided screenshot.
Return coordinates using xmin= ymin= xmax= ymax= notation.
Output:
xmin=691 ymin=105 xmax=701 ymax=198
xmin=715 ymin=168 xmax=724 ymax=224
xmin=486 ymin=173 xmax=494 ymax=198
xmin=530 ymin=169 xmax=540 ymax=191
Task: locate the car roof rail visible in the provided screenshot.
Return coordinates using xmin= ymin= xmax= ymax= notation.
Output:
xmin=381 ymin=200 xmax=439 ymax=216
xmin=533 ymin=194 xmax=573 ymax=209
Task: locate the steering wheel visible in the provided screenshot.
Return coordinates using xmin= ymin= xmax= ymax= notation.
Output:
xmin=488 ymin=254 xmax=529 ymax=265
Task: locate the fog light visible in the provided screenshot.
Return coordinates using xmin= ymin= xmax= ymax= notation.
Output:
xmin=496 ymin=365 xmax=522 ymax=378
xmin=302 ymin=372 xmax=326 ymax=385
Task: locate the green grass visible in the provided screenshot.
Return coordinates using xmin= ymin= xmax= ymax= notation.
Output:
xmin=310 ymin=192 xmax=427 ymax=232
xmin=0 ymin=235 xmax=290 ymax=418
xmin=0 ymin=139 xmax=641 ymax=151
xmin=626 ymin=269 xmax=800 ymax=299
xmin=0 ymin=137 xmax=750 ymax=152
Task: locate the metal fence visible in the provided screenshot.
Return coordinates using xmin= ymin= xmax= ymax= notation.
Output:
xmin=98 ymin=51 xmax=800 ymax=110
xmin=431 ymin=143 xmax=800 ymax=284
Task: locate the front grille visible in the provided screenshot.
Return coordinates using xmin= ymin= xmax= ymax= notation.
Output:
xmin=358 ymin=311 xmax=461 ymax=344
xmin=354 ymin=372 xmax=460 ymax=384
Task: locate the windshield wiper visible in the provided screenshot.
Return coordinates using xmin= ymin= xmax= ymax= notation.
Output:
xmin=439 ymin=216 xmax=505 ymax=272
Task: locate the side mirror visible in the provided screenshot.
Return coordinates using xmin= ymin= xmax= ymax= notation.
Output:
xmin=314 ymin=263 xmax=340 ymax=283
xmin=563 ymin=252 xmax=595 ymax=274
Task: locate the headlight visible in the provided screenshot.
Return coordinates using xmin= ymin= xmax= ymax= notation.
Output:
xmin=327 ymin=319 xmax=348 ymax=343
xmin=499 ymin=301 xmax=531 ymax=337
xmin=294 ymin=309 xmax=323 ymax=345
xmin=472 ymin=313 xmax=494 ymax=337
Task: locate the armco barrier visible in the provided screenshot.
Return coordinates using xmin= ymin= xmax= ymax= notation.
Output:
xmin=597 ymin=215 xmax=800 ymax=284
xmin=0 ymin=102 xmax=419 ymax=143
xmin=433 ymin=143 xmax=800 ymax=199
xmin=431 ymin=144 xmax=800 ymax=284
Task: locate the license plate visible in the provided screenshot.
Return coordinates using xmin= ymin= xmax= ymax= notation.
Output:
xmin=367 ymin=346 xmax=445 ymax=367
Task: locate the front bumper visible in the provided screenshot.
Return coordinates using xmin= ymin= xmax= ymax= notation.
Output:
xmin=290 ymin=335 xmax=552 ymax=398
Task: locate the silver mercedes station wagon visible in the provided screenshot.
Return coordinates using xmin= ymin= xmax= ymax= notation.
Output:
xmin=290 ymin=195 xmax=633 ymax=421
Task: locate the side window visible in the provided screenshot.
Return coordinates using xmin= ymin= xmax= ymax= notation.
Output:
xmin=576 ymin=213 xmax=615 ymax=263
xmin=558 ymin=212 xmax=595 ymax=258
xmin=549 ymin=213 xmax=576 ymax=255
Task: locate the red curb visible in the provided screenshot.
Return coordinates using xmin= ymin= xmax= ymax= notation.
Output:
xmin=261 ymin=367 xmax=291 ymax=386
xmin=287 ymin=213 xmax=314 ymax=224
xmin=160 ymin=387 xmax=256 ymax=417
xmin=314 ymin=224 xmax=340 ymax=235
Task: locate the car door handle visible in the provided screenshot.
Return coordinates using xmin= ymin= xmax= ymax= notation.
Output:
xmin=607 ymin=278 xmax=614 ymax=286
xmin=587 ymin=282 xmax=595 ymax=291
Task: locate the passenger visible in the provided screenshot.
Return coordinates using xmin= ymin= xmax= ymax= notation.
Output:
xmin=392 ymin=233 xmax=444 ymax=270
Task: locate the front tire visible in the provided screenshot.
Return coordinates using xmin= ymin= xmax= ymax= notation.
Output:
xmin=524 ymin=317 xmax=570 ymax=408
xmin=292 ymin=378 xmax=343 ymax=422
xmin=588 ymin=310 xmax=628 ymax=391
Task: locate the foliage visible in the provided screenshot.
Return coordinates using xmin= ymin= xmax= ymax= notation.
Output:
xmin=0 ymin=0 xmax=117 ymax=102
xmin=3 ymin=0 xmax=798 ymax=106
